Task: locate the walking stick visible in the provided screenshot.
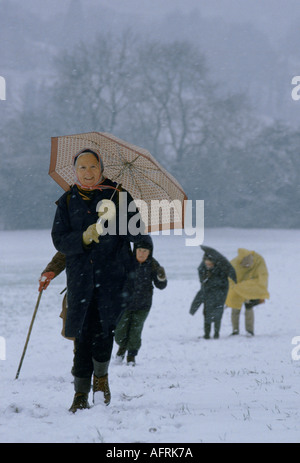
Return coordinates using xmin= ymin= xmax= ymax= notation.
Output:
xmin=15 ymin=290 xmax=43 ymax=380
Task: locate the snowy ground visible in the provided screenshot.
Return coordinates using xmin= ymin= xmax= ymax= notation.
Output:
xmin=1 ymin=227 xmax=300 ymax=443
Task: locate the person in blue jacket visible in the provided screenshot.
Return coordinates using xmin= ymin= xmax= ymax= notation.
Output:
xmin=114 ymin=235 xmax=167 ymax=365
xmin=51 ymin=148 xmax=143 ymax=413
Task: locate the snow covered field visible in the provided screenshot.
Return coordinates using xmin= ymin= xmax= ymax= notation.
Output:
xmin=1 ymin=227 xmax=300 ymax=443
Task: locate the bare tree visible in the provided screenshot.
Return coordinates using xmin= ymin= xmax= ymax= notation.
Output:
xmin=51 ymin=30 xmax=137 ymax=134
xmin=127 ymin=41 xmax=211 ymax=164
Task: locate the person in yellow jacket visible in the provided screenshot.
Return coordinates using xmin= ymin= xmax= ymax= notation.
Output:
xmin=226 ymin=248 xmax=269 ymax=336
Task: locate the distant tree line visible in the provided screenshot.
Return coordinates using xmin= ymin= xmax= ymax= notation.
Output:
xmin=1 ymin=32 xmax=299 ymax=229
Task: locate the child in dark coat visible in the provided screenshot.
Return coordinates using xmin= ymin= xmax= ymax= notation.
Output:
xmin=189 ymin=246 xmax=236 ymax=339
xmin=114 ymin=235 xmax=167 ymax=365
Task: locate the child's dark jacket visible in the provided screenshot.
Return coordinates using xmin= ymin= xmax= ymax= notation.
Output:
xmin=125 ymin=235 xmax=167 ymax=312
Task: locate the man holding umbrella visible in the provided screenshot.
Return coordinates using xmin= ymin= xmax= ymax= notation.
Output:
xmin=189 ymin=245 xmax=237 ymax=339
xmin=51 ymin=148 xmax=144 ymax=413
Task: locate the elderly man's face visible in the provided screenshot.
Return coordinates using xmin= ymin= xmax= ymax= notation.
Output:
xmin=75 ymin=153 xmax=101 ymax=187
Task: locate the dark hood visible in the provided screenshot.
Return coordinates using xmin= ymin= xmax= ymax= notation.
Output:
xmin=200 ymin=245 xmax=237 ymax=282
xmin=133 ymin=234 xmax=153 ymax=258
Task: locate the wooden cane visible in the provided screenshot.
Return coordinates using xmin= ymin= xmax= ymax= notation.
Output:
xmin=15 ymin=290 xmax=43 ymax=379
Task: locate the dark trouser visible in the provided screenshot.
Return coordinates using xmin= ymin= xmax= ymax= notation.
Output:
xmin=73 ymin=303 xmax=114 ymax=393
xmin=203 ymin=305 xmax=223 ymax=338
xmin=114 ymin=309 xmax=150 ymax=356
xmin=204 ymin=319 xmax=222 ymax=337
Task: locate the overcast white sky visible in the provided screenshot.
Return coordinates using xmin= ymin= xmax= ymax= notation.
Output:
xmin=13 ymin=0 xmax=300 ymax=37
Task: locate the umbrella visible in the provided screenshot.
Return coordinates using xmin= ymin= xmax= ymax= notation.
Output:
xmin=49 ymin=132 xmax=187 ymax=233
xmin=200 ymin=245 xmax=237 ymax=282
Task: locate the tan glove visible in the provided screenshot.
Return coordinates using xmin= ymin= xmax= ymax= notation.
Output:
xmin=82 ymin=223 xmax=100 ymax=245
xmin=97 ymin=199 xmax=116 ymax=221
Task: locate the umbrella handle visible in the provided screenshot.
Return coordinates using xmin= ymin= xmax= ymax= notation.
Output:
xmin=97 ymin=190 xmax=119 ymax=225
xmin=109 ymin=185 xmax=119 ymax=201
xmin=15 ymin=290 xmax=43 ymax=380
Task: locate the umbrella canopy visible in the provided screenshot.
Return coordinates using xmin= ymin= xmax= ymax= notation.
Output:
xmin=200 ymin=245 xmax=237 ymax=282
xmin=49 ymin=132 xmax=187 ymax=233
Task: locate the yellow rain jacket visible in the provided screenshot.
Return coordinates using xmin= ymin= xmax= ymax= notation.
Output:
xmin=225 ymin=248 xmax=269 ymax=310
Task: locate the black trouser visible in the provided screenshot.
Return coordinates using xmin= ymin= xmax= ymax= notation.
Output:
xmin=204 ymin=319 xmax=222 ymax=336
xmin=203 ymin=305 xmax=223 ymax=337
xmin=73 ymin=302 xmax=114 ymax=379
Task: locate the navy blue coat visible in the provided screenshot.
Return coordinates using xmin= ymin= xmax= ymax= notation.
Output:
xmin=124 ymin=235 xmax=167 ymax=312
xmin=198 ymin=262 xmax=229 ymax=309
xmin=51 ymin=181 xmax=143 ymax=339
xmin=189 ymin=263 xmax=229 ymax=322
xmin=190 ymin=246 xmax=237 ymax=320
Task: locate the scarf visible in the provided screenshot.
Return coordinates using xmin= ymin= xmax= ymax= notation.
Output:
xmin=75 ymin=178 xmax=120 ymax=202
